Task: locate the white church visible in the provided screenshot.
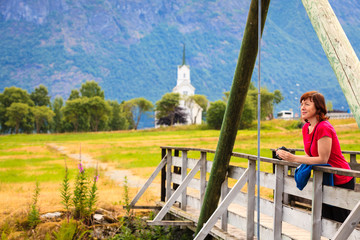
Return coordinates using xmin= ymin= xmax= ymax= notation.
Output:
xmin=156 ymin=45 xmax=203 ymax=127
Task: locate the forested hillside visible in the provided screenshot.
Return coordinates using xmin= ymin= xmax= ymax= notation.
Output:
xmin=0 ymin=0 xmax=359 ymax=120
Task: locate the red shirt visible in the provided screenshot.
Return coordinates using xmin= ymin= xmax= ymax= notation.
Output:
xmin=302 ymin=121 xmax=352 ymax=185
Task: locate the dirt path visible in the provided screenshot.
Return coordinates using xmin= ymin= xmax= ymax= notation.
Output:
xmin=47 ymin=143 xmax=157 ymax=189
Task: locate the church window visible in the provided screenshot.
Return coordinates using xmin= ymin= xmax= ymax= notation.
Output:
xmin=183 ymin=91 xmax=188 ymax=96
xmin=184 ymin=74 xmax=186 ymax=78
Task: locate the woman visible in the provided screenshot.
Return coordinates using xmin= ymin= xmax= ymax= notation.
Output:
xmin=276 ymin=91 xmax=354 ymax=222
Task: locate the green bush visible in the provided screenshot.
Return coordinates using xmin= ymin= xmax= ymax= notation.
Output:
xmin=206 ymin=100 xmax=226 ymax=130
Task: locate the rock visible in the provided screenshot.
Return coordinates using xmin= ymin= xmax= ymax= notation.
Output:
xmin=41 ymin=212 xmax=62 ymax=219
xmin=94 ymin=213 xmax=104 ymax=221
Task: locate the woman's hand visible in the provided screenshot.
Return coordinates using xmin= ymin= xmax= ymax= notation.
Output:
xmin=276 ymin=149 xmax=295 ymax=162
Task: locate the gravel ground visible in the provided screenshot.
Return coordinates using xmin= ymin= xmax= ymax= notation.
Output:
xmin=47 ymin=143 xmax=156 ymax=189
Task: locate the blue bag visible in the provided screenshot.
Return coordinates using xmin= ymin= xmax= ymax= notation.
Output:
xmin=294 ymin=164 xmax=334 ymax=190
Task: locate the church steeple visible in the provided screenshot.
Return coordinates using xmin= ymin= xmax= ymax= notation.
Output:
xmin=182 ymin=44 xmax=186 ymax=66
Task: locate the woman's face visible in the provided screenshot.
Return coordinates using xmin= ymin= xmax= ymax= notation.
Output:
xmin=301 ymin=98 xmax=317 ymax=121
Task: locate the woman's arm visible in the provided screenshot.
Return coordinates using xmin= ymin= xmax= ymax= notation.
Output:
xmin=276 ymin=136 xmax=332 ymax=164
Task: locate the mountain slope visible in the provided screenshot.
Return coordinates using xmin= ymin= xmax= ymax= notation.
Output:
xmin=0 ymin=0 xmax=359 ymax=118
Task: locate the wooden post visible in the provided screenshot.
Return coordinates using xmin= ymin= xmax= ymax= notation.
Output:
xmin=273 ymin=164 xmax=284 ymax=239
xmin=302 ymin=0 xmax=360 ymax=128
xmin=181 ymin=150 xmax=188 ymax=211
xmin=332 ymin=200 xmax=360 ymax=240
xmin=161 ymin=148 xmax=166 ymax=201
xmin=200 ymin=152 xmax=207 ymax=208
xmin=166 ymin=149 xmax=172 ymax=201
xmin=195 ymin=0 xmax=271 ymax=235
xmin=247 ymin=160 xmax=256 ymax=240
xmin=220 ymin=176 xmax=229 ymax=231
xmin=311 ymin=171 xmax=323 ymax=240
xmin=349 ymin=154 xmax=356 ymax=164
xmin=173 ymin=149 xmax=181 ymax=190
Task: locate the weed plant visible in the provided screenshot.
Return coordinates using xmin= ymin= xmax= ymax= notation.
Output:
xmin=28 ymin=181 xmax=41 ymax=229
xmin=60 ymin=161 xmax=71 ymax=222
xmin=52 ymin=219 xmax=90 ymax=240
xmin=110 ymin=176 xmax=193 ymax=240
xmin=72 ymin=162 xmax=89 ymax=220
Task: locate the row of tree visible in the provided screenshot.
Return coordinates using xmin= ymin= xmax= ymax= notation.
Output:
xmin=206 ymin=82 xmax=283 ymax=129
xmin=0 ymin=81 xmax=282 ymax=134
xmin=0 ymin=81 xmax=152 ymax=134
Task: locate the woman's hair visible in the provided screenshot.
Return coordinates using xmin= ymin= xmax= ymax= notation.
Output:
xmin=300 ymin=91 xmax=329 ymax=122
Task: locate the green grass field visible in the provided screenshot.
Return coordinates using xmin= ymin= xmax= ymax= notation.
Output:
xmin=0 ymin=118 xmax=359 ymax=226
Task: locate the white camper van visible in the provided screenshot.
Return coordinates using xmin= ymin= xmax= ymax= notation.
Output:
xmin=277 ymin=110 xmax=293 ymax=119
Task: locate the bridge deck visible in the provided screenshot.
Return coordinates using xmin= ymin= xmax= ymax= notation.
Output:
xmin=159 ymin=201 xmax=329 ymax=240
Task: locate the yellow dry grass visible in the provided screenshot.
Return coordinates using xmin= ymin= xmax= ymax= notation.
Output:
xmin=0 ymin=178 xmax=157 ymax=226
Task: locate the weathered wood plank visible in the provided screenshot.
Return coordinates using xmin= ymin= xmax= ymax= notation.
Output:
xmin=221 ymin=175 xmax=229 ymax=231
xmin=199 ymin=152 xmax=206 ymax=208
xmin=161 ymin=148 xmax=166 ymax=201
xmin=247 ymin=160 xmax=256 ymax=240
xmin=166 ymin=149 xmax=172 ymax=200
xmin=147 ymin=220 xmax=194 ymax=226
xmin=152 ymin=160 xmax=201 ymax=222
xmin=273 ymin=164 xmax=284 ymax=239
xmin=332 ymin=200 xmax=360 ymax=240
xmin=181 ymin=150 xmax=188 ymax=211
xmin=156 ymin=201 xmax=244 ymax=240
xmin=311 ymin=171 xmax=323 ymax=240
xmin=129 ymin=156 xmax=167 ymax=207
xmin=302 ymin=0 xmax=360 ymax=127
xmin=194 ymin=168 xmax=249 ymax=240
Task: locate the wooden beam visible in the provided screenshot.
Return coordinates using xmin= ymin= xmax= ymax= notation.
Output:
xmin=195 ymin=0 xmax=271 ymax=235
xmin=147 ymin=220 xmax=194 ymax=226
xmin=247 ymin=160 xmax=256 ymax=239
xmin=220 ymin=175 xmax=229 ymax=231
xmin=152 ymin=160 xmax=201 ymax=222
xmin=199 ymin=152 xmax=207 ymax=208
xmin=166 ymin=149 xmax=172 ymax=200
xmin=194 ymin=168 xmax=249 ymax=240
xmin=129 ymin=156 xmax=167 ymax=207
xmin=273 ymin=164 xmax=284 ymax=239
xmin=181 ymin=150 xmax=188 ymax=211
xmin=302 ymin=0 xmax=360 ymax=128
xmin=127 ymin=206 xmax=161 ymax=209
xmin=311 ymin=171 xmax=323 ymax=240
xmin=332 ymin=200 xmax=360 ymax=240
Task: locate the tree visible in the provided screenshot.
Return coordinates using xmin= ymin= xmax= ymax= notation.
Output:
xmin=80 ymin=80 xmax=104 ymax=99
xmin=120 ymin=101 xmax=135 ymax=129
xmin=68 ymin=90 xmax=80 ymax=100
xmin=239 ymin=96 xmax=256 ymax=129
xmin=63 ymin=98 xmax=86 ymax=132
xmin=30 ymin=85 xmax=50 ymax=106
xmin=206 ymin=100 xmax=226 ymax=130
xmin=155 ymin=93 xmax=180 ymax=126
xmin=247 ymin=87 xmax=284 ymax=120
xmin=32 ymin=106 xmax=55 ymax=133
xmin=222 ymin=90 xmax=257 ymax=129
xmin=224 ymin=83 xmax=283 ymax=122
xmin=51 ymin=96 xmax=64 ymax=133
xmin=108 ymin=100 xmax=129 ymax=130
xmin=126 ymin=97 xmax=154 ymax=130
xmin=0 ymin=87 xmax=34 ymax=133
xmin=156 ymin=106 xmax=187 ymax=126
xmin=5 ymin=103 xmax=33 ymax=134
xmin=86 ymin=96 xmax=111 ymax=132
xmin=326 ymin=100 xmax=334 ymax=111
xmin=185 ymin=94 xmax=208 ymax=124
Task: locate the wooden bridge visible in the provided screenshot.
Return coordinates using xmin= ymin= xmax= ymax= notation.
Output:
xmin=128 ymin=146 xmax=360 ymax=240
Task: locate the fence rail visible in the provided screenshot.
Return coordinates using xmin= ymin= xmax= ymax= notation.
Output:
xmin=129 ymin=146 xmax=360 ymax=240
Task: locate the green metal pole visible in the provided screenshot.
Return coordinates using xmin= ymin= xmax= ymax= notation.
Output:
xmin=195 ymin=0 xmax=271 ymax=237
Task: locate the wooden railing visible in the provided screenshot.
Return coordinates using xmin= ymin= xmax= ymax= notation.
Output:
xmin=130 ymin=146 xmax=360 ymax=240
xmin=271 ymin=148 xmax=360 ymax=171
